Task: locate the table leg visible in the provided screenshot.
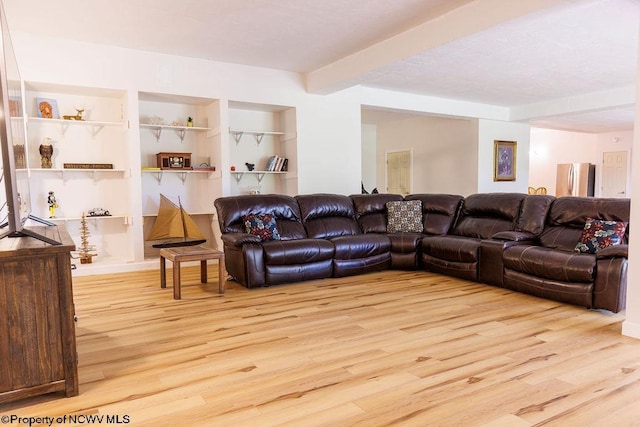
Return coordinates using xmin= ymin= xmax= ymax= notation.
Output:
xmin=200 ymin=260 xmax=208 ymax=284
xmin=218 ymin=257 xmax=225 ymax=294
xmin=173 ymin=260 xmax=181 ymax=300
xmin=160 ymin=256 xmax=166 ymax=288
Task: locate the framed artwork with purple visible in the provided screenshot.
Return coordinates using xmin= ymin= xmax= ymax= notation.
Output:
xmin=493 ymin=140 xmax=516 ymax=181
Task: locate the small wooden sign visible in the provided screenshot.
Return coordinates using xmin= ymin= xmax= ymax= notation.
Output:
xmin=156 ymin=152 xmax=192 ymax=170
xmin=64 ymin=163 xmax=114 ymax=169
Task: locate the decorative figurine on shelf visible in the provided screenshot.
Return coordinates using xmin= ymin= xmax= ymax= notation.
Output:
xmin=72 ymin=213 xmax=97 ymax=264
xmin=39 ymin=137 xmax=54 ymax=168
xmin=187 ymin=116 xmax=194 ymax=127
xmin=62 ymin=107 xmax=84 ymax=121
xmin=245 ymin=162 xmax=255 ymax=171
xmin=47 ymin=191 xmax=58 ymax=218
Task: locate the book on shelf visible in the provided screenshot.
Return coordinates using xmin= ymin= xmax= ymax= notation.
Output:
xmin=274 ymin=156 xmax=284 ymax=172
xmin=264 ymin=155 xmax=277 ymax=171
xmin=262 ymin=155 xmax=289 ymax=172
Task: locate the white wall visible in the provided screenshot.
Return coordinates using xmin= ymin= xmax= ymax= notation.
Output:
xmin=477 ymin=119 xmax=531 ymax=194
xmin=296 ymin=89 xmax=362 ymax=195
xmin=375 ymin=115 xmax=478 ymax=196
xmin=361 ymin=124 xmax=377 ymax=193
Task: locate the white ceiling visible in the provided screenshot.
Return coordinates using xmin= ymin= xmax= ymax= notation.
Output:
xmin=3 ymin=0 xmax=638 ymax=133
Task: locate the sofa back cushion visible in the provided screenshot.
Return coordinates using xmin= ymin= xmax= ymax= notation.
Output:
xmin=296 ymin=193 xmax=361 ymax=238
xmin=405 ymin=194 xmax=464 ymax=236
xmin=214 ymin=194 xmax=307 ymax=240
xmin=516 ymin=195 xmax=555 ymax=234
xmin=452 ymin=193 xmax=526 ymax=239
xmin=539 ymin=196 xmax=630 ymax=251
xmin=351 ymin=193 xmax=403 ymax=233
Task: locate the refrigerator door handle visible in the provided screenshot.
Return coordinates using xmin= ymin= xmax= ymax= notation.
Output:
xmin=568 ymin=164 xmax=574 ymax=194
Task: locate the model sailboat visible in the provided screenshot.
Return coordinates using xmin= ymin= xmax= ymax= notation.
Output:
xmin=147 ymin=194 xmax=207 ymax=248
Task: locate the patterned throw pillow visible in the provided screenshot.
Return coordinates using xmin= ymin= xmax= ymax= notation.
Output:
xmin=386 ymin=200 xmax=423 ymax=233
xmin=575 ymin=218 xmax=626 ymax=254
xmin=243 ymin=213 xmax=281 ymax=241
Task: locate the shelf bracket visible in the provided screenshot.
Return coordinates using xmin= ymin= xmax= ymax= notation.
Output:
xmin=179 ymin=172 xmax=188 ymax=183
xmin=232 ymin=131 xmax=243 ymax=144
xmin=176 ymin=129 xmax=186 ymax=142
xmin=154 ymin=171 xmax=163 ymax=184
xmin=254 ymin=133 xmax=265 ymax=145
xmin=233 ymin=172 xmax=244 ymax=183
xmin=256 ymin=172 xmax=266 ymax=183
xmin=60 ymin=122 xmax=70 ymax=136
xmin=152 ymin=127 xmax=162 ymax=142
xmin=90 ymin=124 xmax=105 ymax=139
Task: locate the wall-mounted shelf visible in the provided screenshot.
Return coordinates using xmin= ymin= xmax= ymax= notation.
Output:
xmin=229 ymin=129 xmax=285 ymax=145
xmin=47 ymin=214 xmax=131 ymax=225
xmin=30 ymin=168 xmax=129 ymax=180
xmin=28 ymin=117 xmax=125 ymax=138
xmin=140 ymin=123 xmax=212 ymax=142
xmin=142 ymin=210 xmax=215 ymax=217
xmin=231 ymin=170 xmax=286 ymax=183
xmin=142 ymin=168 xmax=219 ymax=184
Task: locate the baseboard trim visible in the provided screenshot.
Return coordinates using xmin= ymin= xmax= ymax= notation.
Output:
xmin=622 ymin=319 xmax=640 ymax=339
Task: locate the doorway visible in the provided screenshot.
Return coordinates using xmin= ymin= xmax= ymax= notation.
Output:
xmin=601 ymin=151 xmax=628 ymax=198
xmin=386 ymin=150 xmax=412 ymax=196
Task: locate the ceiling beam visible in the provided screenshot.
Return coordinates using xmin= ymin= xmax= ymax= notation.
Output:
xmin=509 ymin=85 xmax=636 ymax=122
xmin=305 ymin=0 xmax=573 ymax=95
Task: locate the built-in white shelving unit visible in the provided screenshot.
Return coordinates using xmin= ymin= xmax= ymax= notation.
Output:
xmin=228 ymin=101 xmax=297 ymax=195
xmin=24 ymin=82 xmax=134 ymax=271
xmin=138 ymin=92 xmax=222 ymax=259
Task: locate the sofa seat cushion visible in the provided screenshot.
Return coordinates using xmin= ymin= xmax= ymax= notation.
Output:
xmin=263 ymin=238 xmax=335 ymax=265
xmin=503 ymin=245 xmax=595 ymax=283
xmin=387 ymin=233 xmax=423 ymax=253
xmin=421 ymin=235 xmax=480 ymax=263
xmin=331 ymin=234 xmax=391 ymax=260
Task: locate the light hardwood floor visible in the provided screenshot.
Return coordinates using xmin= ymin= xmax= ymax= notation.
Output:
xmin=2 ymin=266 xmax=640 ymax=426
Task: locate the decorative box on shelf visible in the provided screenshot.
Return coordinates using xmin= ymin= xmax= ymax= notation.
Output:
xmin=156 ymin=152 xmax=192 ymax=170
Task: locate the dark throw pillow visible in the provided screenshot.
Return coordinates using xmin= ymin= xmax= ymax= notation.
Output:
xmin=243 ymin=213 xmax=281 ymax=241
xmin=386 ymin=200 xmax=423 ymax=233
xmin=575 ymin=218 xmax=626 ymax=254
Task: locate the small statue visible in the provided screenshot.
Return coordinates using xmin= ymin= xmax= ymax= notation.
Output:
xmin=245 ymin=162 xmax=255 ymax=171
xmin=39 ymin=139 xmax=54 ymax=168
xmin=63 ymin=107 xmax=84 ymax=121
xmin=48 ymin=191 xmax=58 ymax=218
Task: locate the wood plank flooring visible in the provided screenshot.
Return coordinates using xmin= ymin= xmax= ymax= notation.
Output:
xmin=2 ymin=267 xmax=640 ymax=426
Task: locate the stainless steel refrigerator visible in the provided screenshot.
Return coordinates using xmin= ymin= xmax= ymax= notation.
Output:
xmin=556 ymin=163 xmax=595 ymax=196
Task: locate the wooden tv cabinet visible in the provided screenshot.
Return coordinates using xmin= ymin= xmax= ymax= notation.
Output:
xmin=0 ymin=226 xmax=78 ymax=403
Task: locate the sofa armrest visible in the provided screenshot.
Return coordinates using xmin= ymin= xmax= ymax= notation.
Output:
xmin=596 ymin=244 xmax=628 ymax=259
xmin=221 ymin=232 xmax=261 ymax=247
xmin=492 ymin=230 xmax=536 ymax=242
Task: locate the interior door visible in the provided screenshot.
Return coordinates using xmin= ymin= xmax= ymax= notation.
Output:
xmin=386 ymin=150 xmax=412 ymax=196
xmin=602 ymin=151 xmax=628 ymax=198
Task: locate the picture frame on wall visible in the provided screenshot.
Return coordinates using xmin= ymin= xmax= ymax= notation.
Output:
xmin=493 ymin=140 xmax=516 ymax=181
xmin=35 ymin=97 xmax=59 ymax=119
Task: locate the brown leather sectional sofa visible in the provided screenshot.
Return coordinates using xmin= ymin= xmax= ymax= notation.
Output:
xmin=214 ymin=192 xmax=630 ymax=312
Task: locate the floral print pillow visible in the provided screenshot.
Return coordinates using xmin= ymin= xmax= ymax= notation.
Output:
xmin=243 ymin=213 xmax=281 ymax=241
xmin=575 ymin=218 xmax=626 ymax=254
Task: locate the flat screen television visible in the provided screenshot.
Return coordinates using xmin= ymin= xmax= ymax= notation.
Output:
xmin=0 ymin=1 xmax=60 ymax=245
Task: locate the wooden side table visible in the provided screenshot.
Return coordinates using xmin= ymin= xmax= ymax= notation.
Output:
xmin=159 ymin=245 xmax=226 ymax=299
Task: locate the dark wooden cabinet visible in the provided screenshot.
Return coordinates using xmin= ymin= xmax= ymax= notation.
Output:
xmin=0 ymin=226 xmax=78 ymax=403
